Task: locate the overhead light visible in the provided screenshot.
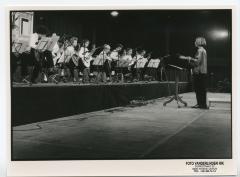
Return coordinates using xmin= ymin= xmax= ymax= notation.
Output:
xmin=210 ymin=29 xmax=229 ymax=39
xmin=110 ymin=11 xmax=119 ymax=17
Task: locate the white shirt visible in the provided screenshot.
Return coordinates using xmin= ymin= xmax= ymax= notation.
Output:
xmin=64 ymin=46 xmax=75 ymax=63
xmin=79 ymin=47 xmax=89 ymax=59
xmin=129 ymin=54 xmax=142 ymax=65
xmin=57 ymin=49 xmax=65 ymax=63
xmin=121 ymin=54 xmax=132 ymax=62
xmin=52 ymin=43 xmax=59 ymax=57
xmin=110 ymin=50 xmax=120 ymax=61
xmin=80 ymin=47 xmax=94 ymax=67
xmin=95 ymin=51 xmax=111 ymax=65
xmin=134 ymin=54 xmax=143 ymax=61
xmin=138 ymin=57 xmax=148 ymax=63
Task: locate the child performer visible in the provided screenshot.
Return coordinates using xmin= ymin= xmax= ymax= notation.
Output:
xmin=57 ymin=39 xmax=71 ymax=83
xmin=121 ymin=48 xmax=133 ymax=62
xmin=137 ymin=50 xmax=149 ymax=80
xmin=50 ymin=39 xmax=65 ymax=83
xmin=78 ymin=39 xmax=93 ymax=83
xmin=130 ymin=48 xmax=145 ymax=81
xmin=95 ymin=44 xmax=111 ymax=83
xmin=64 ymin=37 xmax=78 ymax=82
xmin=118 ymin=48 xmax=133 ymax=78
xmin=110 ymin=43 xmax=123 ymax=77
xmin=41 ymin=33 xmax=58 ymax=83
xmin=28 ymin=25 xmax=48 ymax=85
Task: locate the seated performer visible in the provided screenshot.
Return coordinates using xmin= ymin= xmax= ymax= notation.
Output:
xmin=130 ymin=48 xmax=146 ymax=81
xmin=95 ymin=44 xmax=111 ymax=83
xmin=27 ymin=25 xmax=48 ymax=84
xmin=52 ymin=38 xmax=64 ymax=66
xmin=130 ymin=48 xmax=143 ymax=65
xmin=50 ymin=39 xmax=64 ymax=83
xmin=56 ymin=38 xmax=71 ymax=82
xmin=41 ymin=33 xmax=58 ymax=83
xmin=78 ymin=39 xmax=93 ymax=83
xmin=117 ymin=48 xmax=133 ymax=77
xmin=110 ymin=43 xmax=123 ymax=77
xmin=137 ymin=50 xmax=149 ymax=80
xmin=121 ymin=48 xmax=133 ymax=62
xmin=64 ymin=37 xmax=79 ymax=82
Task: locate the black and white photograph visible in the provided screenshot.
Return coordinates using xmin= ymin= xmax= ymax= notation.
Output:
xmin=7 ymin=5 xmax=237 ymax=176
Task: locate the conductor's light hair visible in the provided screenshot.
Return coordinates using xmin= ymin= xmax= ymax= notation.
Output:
xmin=195 ymin=37 xmax=207 ymax=47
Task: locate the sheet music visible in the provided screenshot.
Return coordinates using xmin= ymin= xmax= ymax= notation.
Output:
xmin=35 ymin=37 xmax=50 ymax=51
xmin=47 ymin=35 xmax=60 ymax=51
xmin=92 ymin=57 xmax=104 ymax=66
xmin=147 ymin=59 xmax=161 ymax=68
xmin=117 ymin=60 xmax=131 ymax=67
xmin=134 ymin=59 xmax=148 ymax=68
xmin=12 ymin=40 xmax=29 ymax=54
xmin=12 ymin=42 xmax=22 ymax=53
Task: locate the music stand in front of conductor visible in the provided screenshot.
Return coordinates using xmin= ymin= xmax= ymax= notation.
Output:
xmin=163 ymin=64 xmax=187 ymax=108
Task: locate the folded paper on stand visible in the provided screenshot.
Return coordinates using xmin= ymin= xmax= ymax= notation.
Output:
xmin=12 ymin=40 xmax=29 ymax=54
xmin=147 ymin=59 xmax=161 ymax=68
xmin=36 ymin=35 xmax=59 ymax=52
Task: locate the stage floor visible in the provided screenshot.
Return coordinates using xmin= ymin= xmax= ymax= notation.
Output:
xmin=12 ymin=92 xmax=231 ymax=160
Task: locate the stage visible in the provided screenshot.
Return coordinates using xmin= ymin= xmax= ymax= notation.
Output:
xmin=12 ymin=92 xmax=231 ymax=160
xmin=12 ymin=81 xmax=191 ymax=126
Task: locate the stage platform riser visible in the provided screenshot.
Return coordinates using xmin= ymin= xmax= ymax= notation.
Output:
xmin=12 ymin=82 xmax=190 ymax=126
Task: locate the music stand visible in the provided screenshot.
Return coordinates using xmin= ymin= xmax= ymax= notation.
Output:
xmin=12 ymin=42 xmax=22 ymax=53
xmin=12 ymin=40 xmax=29 ymax=54
xmin=146 ymin=59 xmax=161 ymax=80
xmin=92 ymin=56 xmax=105 ymax=83
xmin=134 ymin=60 xmax=147 ymax=69
xmin=163 ymin=64 xmax=187 ymax=108
xmin=117 ymin=60 xmax=131 ymax=68
xmin=147 ymin=59 xmax=160 ymax=68
xmin=46 ymin=35 xmax=60 ymax=51
xmin=92 ymin=56 xmax=104 ymax=70
xmin=134 ymin=60 xmax=148 ymax=81
xmin=36 ymin=37 xmax=49 ymax=52
xmin=115 ymin=60 xmax=131 ymax=82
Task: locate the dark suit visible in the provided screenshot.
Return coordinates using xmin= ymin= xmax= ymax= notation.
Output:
xmin=193 ymin=46 xmax=207 ymax=107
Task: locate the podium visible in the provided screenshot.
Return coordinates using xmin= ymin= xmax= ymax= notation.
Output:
xmin=162 ymin=54 xmax=191 ymax=108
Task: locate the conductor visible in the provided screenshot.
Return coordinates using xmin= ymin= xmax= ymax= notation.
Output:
xmin=185 ymin=37 xmax=208 ymax=109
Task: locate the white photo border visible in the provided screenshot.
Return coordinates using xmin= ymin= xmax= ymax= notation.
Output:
xmin=5 ymin=4 xmax=238 ymax=176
